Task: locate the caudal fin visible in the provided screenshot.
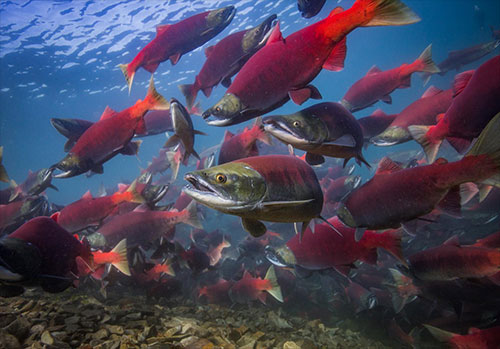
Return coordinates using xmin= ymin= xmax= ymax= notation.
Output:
xmin=166 ymin=150 xmax=181 ymax=182
xmin=264 ymin=265 xmax=283 ymax=302
xmin=374 ymin=228 xmax=406 ymax=265
xmin=423 ymin=325 xmax=455 ymax=343
xmin=110 ymin=239 xmax=131 ymax=276
xmin=358 ymin=0 xmax=421 ymax=27
xmin=466 ymin=112 xmax=500 ymax=187
xmin=414 ymin=44 xmax=440 ymax=73
xmin=123 ymin=179 xmax=146 ymax=204
xmin=408 ymin=125 xmax=441 ymax=163
xmin=182 ymin=201 xmax=203 ymax=229
xmin=118 ymin=63 xmax=134 ymax=95
xmin=386 ymin=268 xmax=419 ymax=313
xmin=252 ymin=117 xmax=273 ymax=146
xmin=145 ymin=77 xmax=170 ymax=111
xmin=178 ymin=84 xmax=198 ymax=110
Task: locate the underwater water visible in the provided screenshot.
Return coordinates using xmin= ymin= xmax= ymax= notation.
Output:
xmin=1 ymin=0 xmax=500 ymax=348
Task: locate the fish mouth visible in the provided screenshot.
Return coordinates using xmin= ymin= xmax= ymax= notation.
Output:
xmin=203 ymin=112 xmax=240 ymax=127
xmin=226 ymin=6 xmax=236 ymax=25
xmin=183 ymin=173 xmax=240 ymax=209
xmin=370 ymin=137 xmax=400 ymax=147
xmin=265 ymin=245 xmax=294 ymax=268
xmin=258 ymin=14 xmax=278 ymax=45
xmin=263 ymin=119 xmax=310 ymax=146
xmin=52 ymin=168 xmax=76 ymax=179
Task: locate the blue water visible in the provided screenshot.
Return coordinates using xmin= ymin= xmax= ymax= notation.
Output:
xmin=1 ymin=0 xmax=498 ymax=204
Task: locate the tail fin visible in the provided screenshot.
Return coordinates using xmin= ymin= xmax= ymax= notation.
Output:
xmin=408 ymin=125 xmax=441 ymax=163
xmin=366 ymin=228 xmax=406 ymax=265
xmin=110 ymin=239 xmax=131 ymax=276
xmin=118 ymin=63 xmax=134 ymax=95
xmin=358 ymin=0 xmax=421 ymax=27
xmin=252 ymin=117 xmax=273 ymax=146
xmin=466 ymin=112 xmax=500 ymax=187
xmin=419 ymin=72 xmax=432 ymax=86
xmin=178 ymin=84 xmax=198 ymax=110
xmin=189 ymin=102 xmax=202 ymax=116
xmin=144 ymin=77 xmax=170 ymax=111
xmin=386 ymin=268 xmax=418 ymax=313
xmin=415 ymin=44 xmax=440 ymax=73
xmin=166 ymin=149 xmax=181 ymax=182
xmin=264 ymin=266 xmax=283 ymax=302
xmin=423 ymin=324 xmax=455 ymax=343
xmin=0 ymin=146 xmax=9 ymax=183
xmin=162 ymin=259 xmax=176 ymax=277
xmin=123 ymin=179 xmax=146 ymax=204
xmin=182 ymin=201 xmax=203 ymax=229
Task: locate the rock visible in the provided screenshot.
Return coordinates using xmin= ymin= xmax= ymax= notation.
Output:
xmin=19 ymin=300 xmax=35 ymax=312
xmin=180 ymin=335 xmax=199 ymax=346
xmin=64 ymin=315 xmax=80 ymax=325
xmin=93 ymin=328 xmax=109 ymax=340
xmin=41 ymin=331 xmax=54 ymax=345
xmin=0 ymin=329 xmax=21 ymax=349
xmin=0 ymin=313 xmax=16 ymax=327
xmin=30 ymin=324 xmax=45 ymax=336
xmin=106 ymin=325 xmax=124 ymax=335
xmin=4 ymin=317 xmax=31 ymax=341
xmin=283 ymin=341 xmax=301 ymax=349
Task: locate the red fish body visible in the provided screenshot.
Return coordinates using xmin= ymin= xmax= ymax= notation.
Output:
xmin=228 ymin=266 xmax=282 ymax=304
xmin=119 ymin=6 xmax=235 ymax=92
xmin=54 ymin=80 xmax=168 ymax=178
xmin=56 ymin=187 xmax=143 ymax=233
xmin=198 ymin=279 xmax=234 ymax=304
xmin=410 ymin=55 xmax=500 ymax=162
xmin=179 ymin=14 xmax=277 ymax=108
xmin=218 ymin=118 xmax=271 ymax=164
xmin=338 ymin=117 xmax=500 ymax=230
xmin=341 ymin=44 xmax=439 ymax=112
xmin=409 ymin=241 xmax=500 ymax=281
xmin=203 ymin=0 xmax=420 ymax=126
xmin=277 ymin=216 xmax=403 ymax=275
xmin=371 ymin=86 xmax=454 ymax=146
xmin=425 ymin=324 xmax=500 ymax=349
xmin=95 ymin=202 xmax=201 ymax=247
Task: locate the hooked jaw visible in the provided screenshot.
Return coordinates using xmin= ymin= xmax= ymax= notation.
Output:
xmin=263 ymin=119 xmax=310 ymax=146
xmin=265 ymin=245 xmax=296 ymax=267
xmin=183 ymin=173 xmax=240 ymax=209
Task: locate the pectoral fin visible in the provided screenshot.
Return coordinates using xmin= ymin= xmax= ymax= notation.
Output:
xmin=242 ymin=218 xmax=267 ymax=237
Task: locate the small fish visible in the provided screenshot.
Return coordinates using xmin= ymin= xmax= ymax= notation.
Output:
xmin=164 ymin=98 xmax=206 ymax=165
xmin=119 ymin=6 xmax=236 ymax=93
xmin=91 ymin=238 xmax=131 ymax=276
xmin=424 ymin=324 xmax=500 ymax=348
xmin=341 ymin=44 xmax=439 ymax=112
xmin=53 ymin=179 xmax=145 ymax=233
xmin=263 ymin=102 xmax=369 ymax=167
xmin=175 ymin=242 xmax=211 ymax=274
xmin=371 ymin=84 xmax=453 ymax=146
xmin=183 ymin=155 xmax=325 ymax=238
xmin=218 ymin=117 xmax=272 ymax=165
xmin=344 ymin=279 xmax=378 ymax=313
xmin=207 ymin=236 xmax=231 ymax=266
xmin=0 ymin=146 xmax=10 ymax=183
xmin=179 ymin=14 xmax=277 ymax=109
xmin=338 ymin=112 xmax=500 ymax=231
xmin=297 ymin=0 xmax=327 ymax=18
xmin=203 ymin=0 xmax=420 ymax=126
xmin=266 ymin=216 xmax=404 ymax=276
xmin=420 ymin=40 xmax=500 ymax=85
xmin=228 ymin=266 xmax=283 ymax=304
xmin=410 ymin=56 xmax=500 ymax=162
xmin=139 ymin=260 xmax=175 ymax=282
xmin=8 ymin=168 xmax=57 ymax=202
xmin=198 ymin=279 xmax=234 ymax=304
xmin=53 ymin=78 xmax=169 ymax=178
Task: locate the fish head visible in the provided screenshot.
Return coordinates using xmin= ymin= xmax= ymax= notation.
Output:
xmin=170 ymin=98 xmax=193 ymax=132
xmin=206 ymin=6 xmax=236 ymax=31
xmin=21 ymin=196 xmax=49 ymax=217
xmin=143 ymin=184 xmax=169 ymax=204
xmin=203 ymin=94 xmax=243 ymax=126
xmin=336 ymin=204 xmax=357 ymax=228
xmin=364 ymin=292 xmax=378 ymax=310
xmin=27 ymin=168 xmax=55 ymax=196
xmin=183 ymin=162 xmax=266 ymax=212
xmin=371 ymin=126 xmax=409 ymax=146
xmin=265 ymin=245 xmax=296 ymax=267
xmin=53 ymin=154 xmax=87 ymax=178
xmin=344 ymin=175 xmax=362 ymax=192
xmin=0 ymin=236 xmax=42 ymax=282
xmin=297 ymin=0 xmax=326 ymax=18
xmin=263 ymin=113 xmax=328 ymax=146
xmin=242 ymin=14 xmax=277 ymax=53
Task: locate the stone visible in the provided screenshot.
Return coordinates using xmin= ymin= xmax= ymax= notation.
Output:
xmin=283 ymin=341 xmax=301 ymax=349
xmin=106 ymin=325 xmax=124 ymax=335
xmin=4 ymin=317 xmax=31 ymax=341
xmin=41 ymin=331 xmax=54 ymax=345
xmin=0 ymin=329 xmax=21 ymax=349
xmin=93 ymin=328 xmax=109 ymax=340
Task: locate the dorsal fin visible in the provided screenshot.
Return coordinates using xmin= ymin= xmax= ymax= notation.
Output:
xmin=443 ymin=235 xmax=460 ymax=246
xmin=371 ymin=109 xmax=387 ymax=117
xmin=204 ymin=45 xmax=215 ymax=58
xmin=82 ymin=190 xmax=92 ymax=200
xmin=99 ymin=106 xmax=117 ymax=121
xmin=366 ymin=65 xmax=382 ymax=75
xmin=156 ymin=24 xmax=170 ymax=36
xmin=223 ymin=130 xmax=234 ymax=142
xmin=266 ymin=20 xmax=283 ymax=46
xmin=375 ymin=157 xmax=403 ymax=175
xmin=453 ymin=70 xmax=474 ymax=97
xmin=328 ymin=6 xmax=344 ymax=17
xmin=322 ymin=36 xmax=347 ymax=72
xmin=421 ymin=86 xmax=442 ymax=98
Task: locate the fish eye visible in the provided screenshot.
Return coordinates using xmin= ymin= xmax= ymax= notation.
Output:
xmin=215 ymin=106 xmax=221 ymax=113
xmin=293 ymin=121 xmax=301 ymax=127
xmin=215 ymin=174 xmax=227 ymax=183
